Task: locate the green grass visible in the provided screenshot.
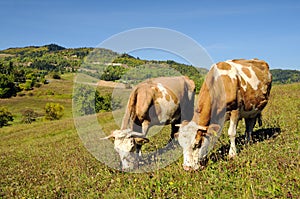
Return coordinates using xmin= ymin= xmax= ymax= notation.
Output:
xmin=0 ymin=73 xmax=74 ymax=123
xmin=0 ymin=78 xmax=299 ymax=198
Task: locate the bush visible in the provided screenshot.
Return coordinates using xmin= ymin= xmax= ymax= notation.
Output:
xmin=19 ymin=80 xmax=33 ymax=91
xmin=44 ymin=103 xmax=64 ymax=120
xmin=45 ymin=90 xmax=55 ymax=95
xmin=52 ymin=72 xmax=61 ymax=79
xmin=17 ymin=92 xmax=26 ymax=97
xmin=0 ymin=106 xmax=14 ymax=127
xmin=34 ymin=82 xmax=42 ymax=88
xmin=21 ymin=109 xmax=39 ymax=124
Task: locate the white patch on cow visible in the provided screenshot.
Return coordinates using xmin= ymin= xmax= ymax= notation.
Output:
xmin=214 ymin=60 xmax=261 ymax=91
xmin=111 ymin=129 xmax=137 ymax=169
xmin=155 ymin=83 xmax=178 ymax=123
xmin=225 ymin=60 xmax=260 ymax=91
xmin=213 ymin=64 xmax=237 ymax=80
xmin=228 ymin=116 xmax=237 ymax=158
xmin=177 ymin=121 xmax=201 ymax=170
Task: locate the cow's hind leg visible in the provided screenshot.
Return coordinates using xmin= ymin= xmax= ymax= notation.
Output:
xmin=228 ymin=110 xmax=239 ymax=158
xmin=245 ymin=118 xmax=256 ymax=143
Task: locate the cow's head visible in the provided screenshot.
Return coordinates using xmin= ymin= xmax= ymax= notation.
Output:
xmin=175 ymin=121 xmax=220 ymax=171
xmin=101 ymin=129 xmax=149 ymax=170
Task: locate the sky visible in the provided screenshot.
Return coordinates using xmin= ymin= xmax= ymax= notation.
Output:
xmin=0 ymin=0 xmax=300 ymax=69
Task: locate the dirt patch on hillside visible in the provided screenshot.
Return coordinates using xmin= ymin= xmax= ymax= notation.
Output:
xmin=97 ymin=80 xmax=126 ymax=88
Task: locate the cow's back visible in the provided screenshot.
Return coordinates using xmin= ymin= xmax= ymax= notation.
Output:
xmin=150 ymin=76 xmax=195 ymax=120
xmin=148 ymin=76 xmax=195 ymax=99
xmin=213 ymin=59 xmax=272 ymax=118
xmin=122 ymin=76 xmax=195 ymax=129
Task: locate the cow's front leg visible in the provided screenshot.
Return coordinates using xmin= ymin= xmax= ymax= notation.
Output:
xmin=135 ymin=121 xmax=150 ymax=156
xmin=171 ymin=121 xmax=180 ymax=139
xmin=245 ymin=118 xmax=256 ymax=143
xmin=228 ymin=110 xmax=239 ymax=158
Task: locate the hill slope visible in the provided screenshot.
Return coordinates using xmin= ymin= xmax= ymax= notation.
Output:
xmin=0 ymin=44 xmax=299 ymax=99
xmin=0 ymin=72 xmax=299 ymax=197
xmin=0 ymin=44 xmax=207 ymax=97
xmin=270 ymin=69 xmax=300 ymax=84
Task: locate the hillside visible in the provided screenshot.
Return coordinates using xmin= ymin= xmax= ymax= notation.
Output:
xmin=0 ymin=44 xmax=208 ymax=98
xmin=0 ymin=45 xmax=299 ymax=197
xmin=0 ymin=73 xmax=299 ymax=198
xmin=270 ymin=69 xmax=300 ymax=84
xmin=0 ymin=44 xmax=299 ymax=99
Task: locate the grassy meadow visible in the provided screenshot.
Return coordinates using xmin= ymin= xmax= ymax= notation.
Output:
xmin=0 ymin=73 xmax=299 ymax=198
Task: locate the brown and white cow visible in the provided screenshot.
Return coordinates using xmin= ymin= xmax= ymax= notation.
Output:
xmin=176 ymin=59 xmax=272 ymax=171
xmin=102 ymin=76 xmax=195 ymax=169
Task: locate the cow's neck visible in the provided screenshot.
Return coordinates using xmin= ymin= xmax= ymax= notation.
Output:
xmin=192 ymin=82 xmax=212 ymax=127
xmin=192 ymin=72 xmax=226 ymax=128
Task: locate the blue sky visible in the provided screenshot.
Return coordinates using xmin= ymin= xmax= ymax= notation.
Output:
xmin=0 ymin=0 xmax=299 ymax=69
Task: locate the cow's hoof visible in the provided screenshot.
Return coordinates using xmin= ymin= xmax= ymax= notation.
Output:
xmin=183 ymin=165 xmax=192 ymax=171
xmin=228 ymin=153 xmax=236 ymax=159
xmin=183 ymin=165 xmax=204 ymax=171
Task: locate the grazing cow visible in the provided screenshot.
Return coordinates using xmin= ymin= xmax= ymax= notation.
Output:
xmin=176 ymin=59 xmax=272 ymax=171
xmin=101 ymin=76 xmax=195 ymax=169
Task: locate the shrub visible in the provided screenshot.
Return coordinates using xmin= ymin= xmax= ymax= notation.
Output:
xmin=45 ymin=90 xmax=55 ymax=95
xmin=34 ymin=82 xmax=42 ymax=88
xmin=21 ymin=109 xmax=39 ymax=124
xmin=52 ymin=72 xmax=61 ymax=79
xmin=19 ymin=80 xmax=33 ymax=91
xmin=44 ymin=103 xmax=64 ymax=120
xmin=0 ymin=106 xmax=14 ymax=127
xmin=17 ymin=92 xmax=26 ymax=97
xmin=28 ymin=92 xmax=34 ymax=96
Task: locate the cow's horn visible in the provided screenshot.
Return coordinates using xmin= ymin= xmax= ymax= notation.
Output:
xmin=127 ymin=131 xmax=146 ymax=138
xmin=99 ymin=134 xmax=114 ymax=140
xmin=197 ymin=125 xmax=208 ymax=131
xmin=175 ymin=124 xmax=182 ymax=127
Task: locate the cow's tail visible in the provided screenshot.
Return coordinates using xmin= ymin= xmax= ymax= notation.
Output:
xmin=121 ymin=87 xmax=138 ymax=130
xmin=121 ymin=84 xmax=154 ymax=131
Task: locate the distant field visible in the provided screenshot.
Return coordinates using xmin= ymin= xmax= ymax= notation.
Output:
xmin=0 ymin=74 xmax=299 ymax=198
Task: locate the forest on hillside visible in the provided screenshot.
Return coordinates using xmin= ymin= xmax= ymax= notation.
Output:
xmin=0 ymin=44 xmax=206 ymax=98
xmin=270 ymin=69 xmax=300 ymax=84
xmin=0 ymin=44 xmax=299 ymax=99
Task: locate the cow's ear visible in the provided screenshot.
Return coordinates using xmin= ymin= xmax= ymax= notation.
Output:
xmin=207 ymin=124 xmax=220 ymax=136
xmin=134 ymin=137 xmax=149 ymax=145
xmin=174 ymin=132 xmax=179 ymax=139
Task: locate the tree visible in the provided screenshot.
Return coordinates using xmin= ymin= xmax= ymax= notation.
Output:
xmin=95 ymin=92 xmax=121 ymax=112
xmin=0 ymin=106 xmax=13 ymax=127
xmin=0 ymin=74 xmax=18 ymax=98
xmin=73 ymin=84 xmax=95 ymax=116
xmin=44 ymin=103 xmax=64 ymax=120
xmin=73 ymin=84 xmax=121 ymax=116
xmin=100 ymin=65 xmax=127 ymax=81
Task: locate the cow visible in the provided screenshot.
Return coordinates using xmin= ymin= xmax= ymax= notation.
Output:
xmin=101 ymin=76 xmax=195 ymax=169
xmin=175 ymin=59 xmax=272 ymax=171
